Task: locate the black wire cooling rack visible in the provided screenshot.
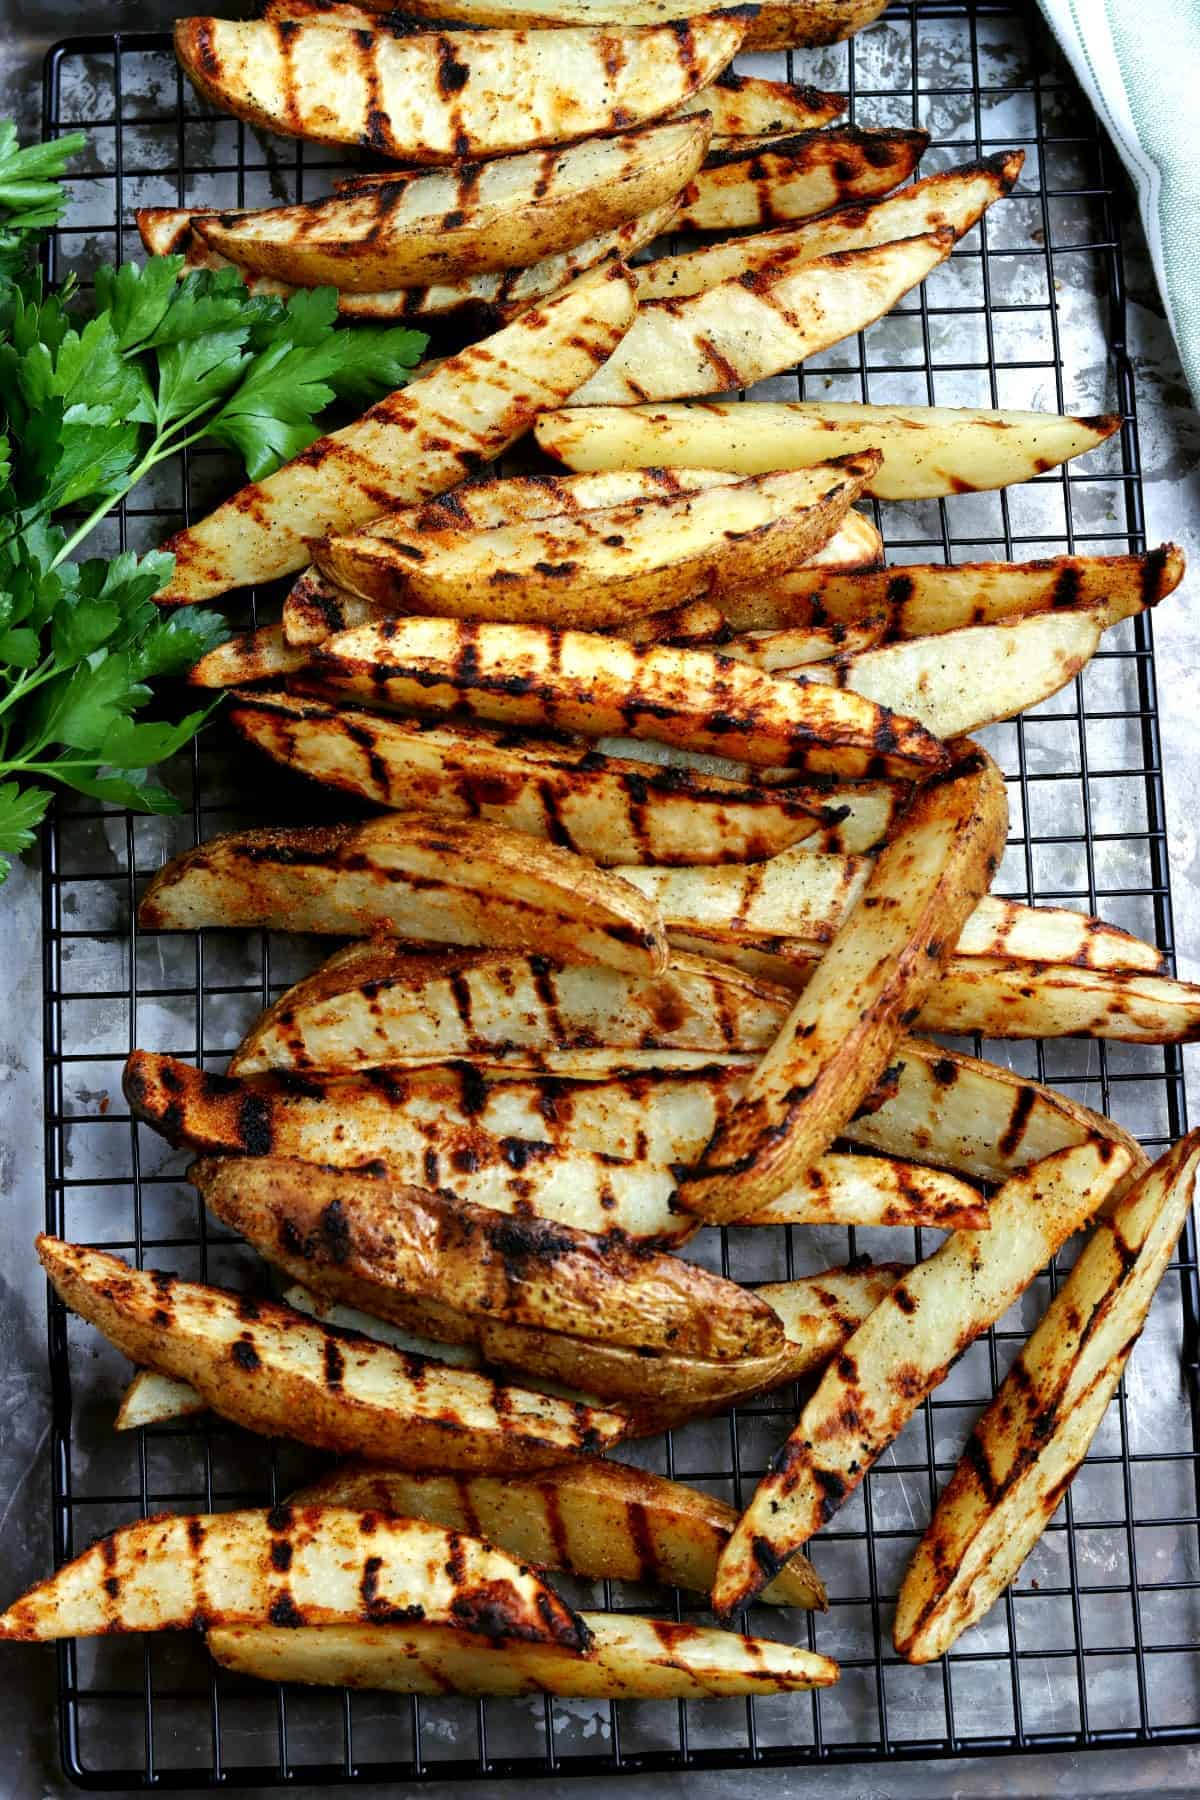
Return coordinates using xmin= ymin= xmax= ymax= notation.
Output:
xmin=37 ymin=2 xmax=1200 ymax=1788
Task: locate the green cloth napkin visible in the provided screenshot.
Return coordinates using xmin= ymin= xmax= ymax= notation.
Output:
xmin=1037 ymin=0 xmax=1200 ymax=406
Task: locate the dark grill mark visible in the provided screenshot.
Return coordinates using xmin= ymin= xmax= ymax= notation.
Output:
xmin=324 ymin=1337 xmax=346 ymax=1389
xmin=231 ymin=1337 xmax=260 ymax=1371
xmin=236 ymin=1093 xmax=274 ymax=1156
xmin=998 ymin=1084 xmax=1037 ymax=1159
xmin=268 ymin=1592 xmax=304 ymax=1628
xmin=271 ymin=1540 xmax=294 ymax=1573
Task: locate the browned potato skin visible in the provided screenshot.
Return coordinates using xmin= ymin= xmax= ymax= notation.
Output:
xmin=294 ymin=1459 xmax=827 ymax=1608
xmin=38 ymin=1235 xmax=628 ymax=1470
xmin=189 ymin=1154 xmax=784 ymax=1359
xmin=675 ymin=125 xmax=928 ymax=231
xmin=0 ymin=1504 xmax=586 ymax=1646
xmin=136 ymin=814 xmax=669 ymax=977
xmin=186 ymin=623 xmax=310 ymax=688
xmin=680 ymin=747 xmax=1010 ymax=1219
xmin=478 ymin=1260 xmax=905 ymax=1417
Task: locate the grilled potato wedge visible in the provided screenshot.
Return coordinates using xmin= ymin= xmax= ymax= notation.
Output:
xmin=281 ymin=571 xmax=389 ymax=649
xmin=620 ymin=855 xmax=1168 ymax=972
xmin=187 ymin=623 xmax=310 ymax=688
xmin=138 ymin=814 xmax=667 ymax=976
xmin=0 ymin=1505 xmax=585 ymax=1646
xmin=535 ymin=400 xmax=1123 ymax=499
xmin=175 ymin=15 xmax=745 ymax=161
xmin=208 ymin=1612 xmax=840 ymax=1698
xmin=157 ymin=264 xmax=636 ymax=603
xmin=296 ymin=1458 xmax=826 ymax=1607
xmin=190 ymin=1155 xmax=778 ymax=1352
xmin=229 ymin=942 xmax=787 ymax=1074
xmin=747 ymin=1154 xmax=987 ymax=1230
xmin=38 ymin=1237 xmax=627 ymax=1470
xmin=317 ymin=461 xmax=870 ymax=627
xmin=228 ymin=693 xmax=825 ymax=864
xmin=570 ymin=231 xmax=955 ymax=405
xmin=636 ymin=152 xmax=1022 ymax=301
xmin=754 ymin=545 xmax=1186 ymax=637
xmin=803 ymin=611 xmax=1106 ymax=738
xmin=681 ymin=748 xmax=1010 ymax=1220
xmin=712 ymin=1139 xmax=1134 ymax=1616
xmin=674 ymin=125 xmax=928 ymax=232
xmin=199 ymin=119 xmax=708 ymax=291
xmin=913 ymin=961 xmax=1200 ymax=1044
xmin=116 ymin=1283 xmax=485 ymax=1431
xmin=323 ymin=0 xmax=888 ymax=54
xmin=143 ymin=199 xmax=679 ymax=322
xmin=723 ymin=617 xmax=889 ymax=667
xmin=895 ymin=1132 xmax=1200 ymax=1662
xmin=312 ymin=614 xmax=951 ymax=780
xmin=316 ymin=43 xmax=846 ymax=136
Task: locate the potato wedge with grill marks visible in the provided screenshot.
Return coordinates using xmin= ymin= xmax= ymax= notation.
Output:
xmin=569 ymin=231 xmax=954 ymax=405
xmin=895 ymin=1132 xmax=1200 ymax=1662
xmin=37 ymin=1237 xmax=627 ymax=1471
xmin=908 ymin=960 xmax=1200 ymax=1044
xmin=306 ymin=0 xmax=886 ymax=54
xmin=743 ymin=545 xmax=1187 ymax=638
xmin=317 ymin=461 xmax=871 ymax=628
xmin=712 ymin=1139 xmax=1135 ymax=1616
xmin=0 ymin=1504 xmax=585 ymax=1646
xmin=296 ymin=1458 xmax=826 ymax=1607
xmin=174 ymin=15 xmax=746 ymax=161
xmin=126 ymin=1053 xmax=984 ymax=1230
xmin=208 ymin=1612 xmax=840 ymax=1698
xmin=141 ymin=199 xmax=679 ymax=322
xmin=227 ymin=693 xmax=826 ymax=865
xmin=635 ymin=152 xmax=1022 ymax=301
xmin=722 ymin=617 xmax=889 ymax=668
xmin=198 ymin=118 xmax=709 ymax=291
xmin=190 ymin=1155 xmax=778 ymax=1352
xmin=535 ymin=399 xmax=1122 ymax=499
xmin=619 ymin=854 xmax=1168 ymax=972
xmin=674 ymin=125 xmax=928 ymax=232
xmin=156 ymin=264 xmax=636 ymax=603
xmin=681 ymin=747 xmax=1010 ymax=1220
xmin=801 ymin=610 xmax=1106 ymax=738
xmin=312 ymin=615 xmax=950 ymax=780
xmin=138 ymin=814 xmax=668 ymax=976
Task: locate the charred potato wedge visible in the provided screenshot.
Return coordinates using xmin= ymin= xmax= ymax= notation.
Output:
xmin=143 ymin=198 xmax=679 ymax=322
xmin=38 ymin=1237 xmax=627 ymax=1471
xmin=311 ymin=612 xmax=951 ymax=780
xmin=535 ymin=399 xmax=1122 ymax=500
xmin=674 ymin=125 xmax=928 ymax=232
xmin=190 ymin=1155 xmax=781 ymax=1354
xmin=0 ymin=1506 xmax=583 ymax=1646
xmin=712 ymin=1139 xmax=1135 ymax=1615
xmin=296 ymin=1458 xmax=826 ymax=1607
xmin=895 ymin=1132 xmax=1200 ymax=1661
xmin=681 ymin=748 xmax=1010 ymax=1219
xmin=317 ymin=461 xmax=871 ymax=627
xmin=636 ymin=152 xmax=1022 ymax=301
xmin=570 ymin=231 xmax=954 ymax=405
xmin=138 ymin=814 xmax=668 ymax=976
xmin=199 ymin=117 xmax=709 ymax=290
xmin=208 ymin=1612 xmax=840 ymax=1698
xmin=186 ymin=622 xmax=310 ymax=687
xmin=227 ymin=692 xmax=825 ymax=865
xmin=157 ymin=264 xmax=636 ymax=602
xmin=174 ymin=14 xmax=746 ymax=161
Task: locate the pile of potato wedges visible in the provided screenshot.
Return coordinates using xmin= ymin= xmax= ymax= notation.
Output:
xmin=9 ymin=0 xmax=1200 ymax=1713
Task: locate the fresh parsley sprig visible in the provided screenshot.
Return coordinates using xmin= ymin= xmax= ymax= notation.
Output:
xmin=0 ymin=122 xmax=428 ymax=882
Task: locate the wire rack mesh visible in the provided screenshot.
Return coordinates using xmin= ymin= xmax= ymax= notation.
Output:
xmin=37 ymin=1 xmax=1200 ymax=1787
